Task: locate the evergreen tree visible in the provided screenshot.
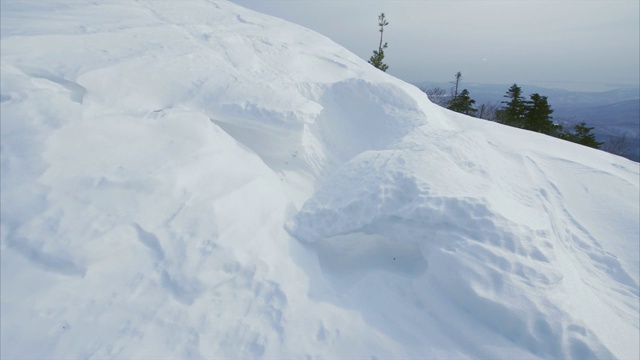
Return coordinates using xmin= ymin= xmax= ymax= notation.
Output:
xmin=523 ymin=93 xmax=554 ymax=134
xmin=368 ymin=13 xmax=389 ymax=72
xmin=561 ymin=122 xmax=603 ymax=149
xmin=498 ymin=84 xmax=526 ymax=127
xmin=447 ymin=89 xmax=477 ymax=115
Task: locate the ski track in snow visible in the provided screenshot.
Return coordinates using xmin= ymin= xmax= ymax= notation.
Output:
xmin=1 ymin=0 xmax=638 ymax=359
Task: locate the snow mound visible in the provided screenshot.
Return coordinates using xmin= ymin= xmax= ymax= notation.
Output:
xmin=289 ymin=119 xmax=639 ymax=359
xmin=1 ymin=0 xmax=638 ymax=359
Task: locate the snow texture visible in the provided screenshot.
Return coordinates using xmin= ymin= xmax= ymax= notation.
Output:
xmin=1 ymin=1 xmax=638 ymax=359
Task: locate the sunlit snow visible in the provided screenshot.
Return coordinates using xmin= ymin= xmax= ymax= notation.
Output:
xmin=1 ymin=1 xmax=638 ymax=359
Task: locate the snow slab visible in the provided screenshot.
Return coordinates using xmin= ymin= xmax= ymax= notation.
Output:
xmin=1 ymin=1 xmax=638 ymax=359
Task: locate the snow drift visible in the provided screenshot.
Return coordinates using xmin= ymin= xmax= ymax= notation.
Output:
xmin=1 ymin=1 xmax=638 ymax=359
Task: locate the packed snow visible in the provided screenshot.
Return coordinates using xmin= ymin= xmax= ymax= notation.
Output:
xmin=1 ymin=1 xmax=638 ymax=359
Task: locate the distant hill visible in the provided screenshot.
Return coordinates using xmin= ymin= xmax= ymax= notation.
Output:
xmin=556 ymin=99 xmax=640 ymax=162
xmin=554 ymin=99 xmax=639 ymax=135
xmin=416 ymin=81 xmax=640 ymax=161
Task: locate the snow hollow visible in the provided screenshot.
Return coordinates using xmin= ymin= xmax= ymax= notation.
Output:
xmin=1 ymin=1 xmax=638 ymax=359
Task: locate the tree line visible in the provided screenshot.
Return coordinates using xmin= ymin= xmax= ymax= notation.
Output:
xmin=422 ymin=75 xmax=602 ymax=149
xmin=366 ymin=13 xmax=604 ymax=150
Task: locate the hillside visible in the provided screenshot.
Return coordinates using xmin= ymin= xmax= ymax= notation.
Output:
xmin=1 ymin=1 xmax=639 ymax=359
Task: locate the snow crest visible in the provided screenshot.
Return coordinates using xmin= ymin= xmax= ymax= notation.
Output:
xmin=1 ymin=0 xmax=638 ymax=359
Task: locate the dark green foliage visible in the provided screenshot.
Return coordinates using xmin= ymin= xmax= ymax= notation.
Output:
xmin=368 ymin=13 xmax=389 ymax=72
xmin=499 ymin=84 xmax=527 ymax=127
xmin=447 ymin=89 xmax=477 ymax=115
xmin=369 ymin=45 xmax=388 ymax=72
xmin=493 ymin=83 xmax=602 ymax=150
xmin=560 ymin=122 xmax=604 ymax=149
xmin=523 ymin=93 xmax=554 ymax=134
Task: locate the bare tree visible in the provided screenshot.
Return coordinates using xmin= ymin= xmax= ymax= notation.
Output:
xmin=477 ymin=102 xmax=499 ymax=121
xmin=422 ymin=86 xmax=449 ymax=107
xmin=451 ymin=72 xmax=462 ymax=99
xmin=602 ymin=134 xmax=630 ymax=157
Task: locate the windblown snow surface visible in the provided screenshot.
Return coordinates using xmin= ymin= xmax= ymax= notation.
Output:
xmin=1 ymin=1 xmax=638 ymax=359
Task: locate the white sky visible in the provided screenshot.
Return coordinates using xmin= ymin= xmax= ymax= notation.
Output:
xmin=231 ymin=0 xmax=640 ymax=91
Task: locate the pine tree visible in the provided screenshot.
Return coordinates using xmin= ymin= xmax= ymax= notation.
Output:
xmin=368 ymin=13 xmax=389 ymax=72
xmin=561 ymin=122 xmax=603 ymax=149
xmin=498 ymin=84 xmax=526 ymax=127
xmin=523 ymin=93 xmax=554 ymax=134
xmin=447 ymin=89 xmax=477 ymax=116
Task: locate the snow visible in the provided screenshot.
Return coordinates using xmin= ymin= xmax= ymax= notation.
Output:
xmin=1 ymin=0 xmax=638 ymax=359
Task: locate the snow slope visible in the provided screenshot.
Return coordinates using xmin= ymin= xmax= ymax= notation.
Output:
xmin=1 ymin=1 xmax=638 ymax=359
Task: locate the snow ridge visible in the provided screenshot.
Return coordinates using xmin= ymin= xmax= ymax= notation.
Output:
xmin=1 ymin=0 xmax=638 ymax=359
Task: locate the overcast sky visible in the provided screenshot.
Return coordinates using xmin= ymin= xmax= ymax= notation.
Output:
xmin=231 ymin=0 xmax=639 ymax=91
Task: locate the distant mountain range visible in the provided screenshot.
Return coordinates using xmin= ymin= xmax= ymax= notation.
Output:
xmin=415 ymin=81 xmax=640 ymax=161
